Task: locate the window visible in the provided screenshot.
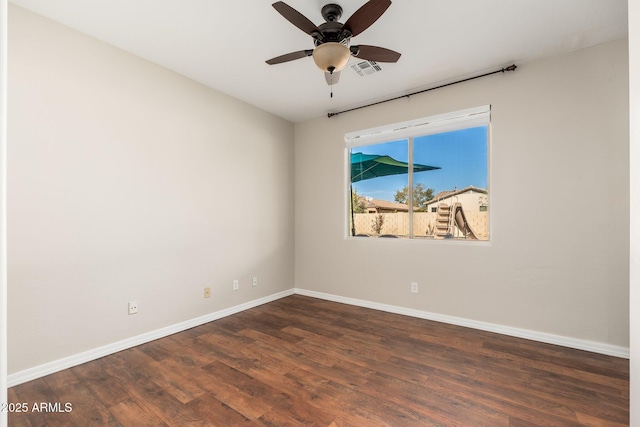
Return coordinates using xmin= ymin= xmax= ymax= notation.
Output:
xmin=347 ymin=106 xmax=490 ymax=241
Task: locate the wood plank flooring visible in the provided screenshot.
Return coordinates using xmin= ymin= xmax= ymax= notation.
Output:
xmin=8 ymin=295 xmax=629 ymax=426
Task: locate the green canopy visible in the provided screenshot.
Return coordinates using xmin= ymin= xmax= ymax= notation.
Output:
xmin=351 ymin=152 xmax=440 ymax=182
xmin=350 ymin=152 xmax=440 ymax=236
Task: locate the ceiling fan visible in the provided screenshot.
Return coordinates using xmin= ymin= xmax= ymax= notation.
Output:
xmin=266 ymin=0 xmax=401 ymax=86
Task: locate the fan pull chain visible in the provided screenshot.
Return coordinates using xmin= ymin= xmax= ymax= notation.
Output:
xmin=330 ymin=70 xmax=334 ymax=99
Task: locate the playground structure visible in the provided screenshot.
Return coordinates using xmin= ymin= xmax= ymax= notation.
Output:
xmin=434 ymin=202 xmax=481 ymax=240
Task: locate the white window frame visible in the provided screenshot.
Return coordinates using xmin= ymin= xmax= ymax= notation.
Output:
xmin=345 ymin=105 xmax=490 ymax=147
xmin=346 ymin=105 xmax=491 ymax=240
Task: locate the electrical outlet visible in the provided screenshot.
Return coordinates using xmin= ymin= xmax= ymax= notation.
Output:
xmin=411 ymin=282 xmax=419 ymax=293
xmin=233 ymin=279 xmax=239 ymax=291
xmin=204 ymin=287 xmax=211 ymax=298
xmin=252 ymin=277 xmax=258 ymax=287
xmin=128 ymin=301 xmax=138 ymax=315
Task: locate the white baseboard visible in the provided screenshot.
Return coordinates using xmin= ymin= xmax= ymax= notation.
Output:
xmin=294 ymin=288 xmax=630 ymax=359
xmin=7 ymin=289 xmax=295 ymax=387
xmin=8 ymin=286 xmax=629 ymax=387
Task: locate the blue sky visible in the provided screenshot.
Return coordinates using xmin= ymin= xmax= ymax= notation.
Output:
xmin=351 ymin=126 xmax=488 ymax=201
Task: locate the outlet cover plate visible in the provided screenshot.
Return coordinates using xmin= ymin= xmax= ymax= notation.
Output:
xmin=128 ymin=301 xmax=138 ymax=315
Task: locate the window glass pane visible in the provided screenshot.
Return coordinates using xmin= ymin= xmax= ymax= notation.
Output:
xmin=413 ymin=126 xmax=489 ymax=240
xmin=350 ymin=139 xmax=409 ymax=237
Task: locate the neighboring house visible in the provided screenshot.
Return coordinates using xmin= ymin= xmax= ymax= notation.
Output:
xmin=424 ymin=186 xmax=488 ymax=213
xmin=360 ymin=197 xmax=409 ymax=213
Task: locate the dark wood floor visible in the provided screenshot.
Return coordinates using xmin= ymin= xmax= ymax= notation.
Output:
xmin=8 ymin=295 xmax=629 ymax=426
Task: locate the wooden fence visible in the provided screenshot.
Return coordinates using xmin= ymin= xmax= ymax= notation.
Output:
xmin=352 ymin=211 xmax=489 ymax=239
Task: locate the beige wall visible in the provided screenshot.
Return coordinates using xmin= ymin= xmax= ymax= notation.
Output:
xmin=7 ymin=6 xmax=295 ymax=374
xmin=629 ymin=0 xmax=639 ymax=424
xmin=295 ymin=39 xmax=629 ymax=348
xmin=1 ymin=0 xmax=7 ymax=424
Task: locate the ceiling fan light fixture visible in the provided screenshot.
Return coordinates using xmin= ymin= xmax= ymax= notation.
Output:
xmin=312 ymin=42 xmax=351 ymax=73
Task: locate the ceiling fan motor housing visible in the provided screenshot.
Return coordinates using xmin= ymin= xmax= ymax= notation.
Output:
xmin=314 ymin=4 xmax=352 ymax=45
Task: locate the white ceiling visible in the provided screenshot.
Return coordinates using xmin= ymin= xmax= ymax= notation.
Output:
xmin=9 ymin=0 xmax=628 ymax=123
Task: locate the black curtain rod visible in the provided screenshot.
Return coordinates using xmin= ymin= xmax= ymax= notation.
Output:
xmin=327 ymin=64 xmax=517 ymax=118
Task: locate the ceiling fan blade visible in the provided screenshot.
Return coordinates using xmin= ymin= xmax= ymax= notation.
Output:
xmin=351 ymin=45 xmax=401 ymax=62
xmin=266 ymin=49 xmax=314 ymax=65
xmin=342 ymin=0 xmax=392 ymax=37
xmin=272 ymin=2 xmax=321 ymax=36
xmin=325 ymin=71 xmax=341 ymax=85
